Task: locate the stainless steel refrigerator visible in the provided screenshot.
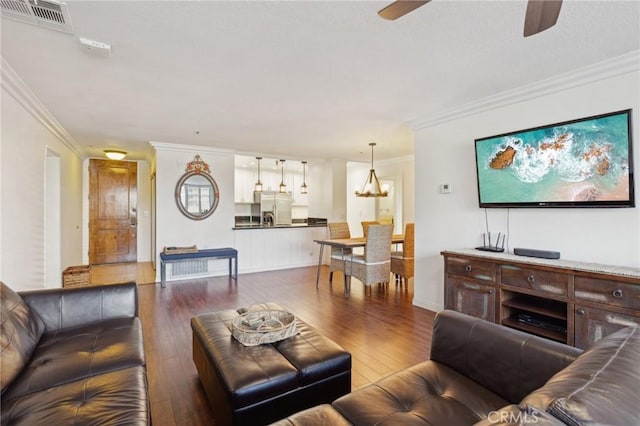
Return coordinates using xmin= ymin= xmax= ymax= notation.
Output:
xmin=257 ymin=192 xmax=292 ymax=226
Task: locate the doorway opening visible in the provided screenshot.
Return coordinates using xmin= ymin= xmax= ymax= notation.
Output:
xmin=377 ymin=176 xmax=403 ymax=234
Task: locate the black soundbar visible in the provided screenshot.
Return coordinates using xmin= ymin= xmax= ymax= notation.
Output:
xmin=514 ymin=248 xmax=560 ymax=259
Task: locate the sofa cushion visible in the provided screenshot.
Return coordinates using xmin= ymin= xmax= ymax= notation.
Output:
xmin=0 ymin=282 xmax=45 ymax=393
xmin=522 ymin=326 xmax=640 ymax=426
xmin=2 ymin=317 xmax=145 ymax=400
xmin=332 ymin=359 xmax=509 ymax=425
xmin=271 ymin=404 xmax=352 ymax=426
xmin=431 ymin=310 xmax=581 ymax=404
xmin=473 ymin=404 xmax=565 ymax=426
xmin=0 ymin=366 xmax=150 ymax=426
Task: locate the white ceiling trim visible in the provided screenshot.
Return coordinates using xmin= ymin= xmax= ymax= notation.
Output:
xmin=410 ymin=50 xmax=640 ymax=131
xmin=149 ymin=141 xmax=234 ymax=157
xmin=1 ymin=57 xmax=82 ymax=158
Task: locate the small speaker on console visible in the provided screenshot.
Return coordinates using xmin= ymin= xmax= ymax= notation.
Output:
xmin=514 ymin=248 xmax=560 ymax=259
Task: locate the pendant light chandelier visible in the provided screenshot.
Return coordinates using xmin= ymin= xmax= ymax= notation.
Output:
xmin=355 ymin=143 xmax=388 ymax=197
xmin=279 ymin=159 xmax=287 ymax=193
xmin=254 ymin=157 xmax=263 ymax=192
xmin=300 ymin=161 xmax=308 ymax=194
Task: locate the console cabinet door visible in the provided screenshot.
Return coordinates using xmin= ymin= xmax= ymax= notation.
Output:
xmin=446 ymin=278 xmax=496 ymax=322
xmin=574 ymin=305 xmax=640 ymax=349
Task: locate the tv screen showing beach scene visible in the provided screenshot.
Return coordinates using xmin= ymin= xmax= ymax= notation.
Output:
xmin=475 ymin=109 xmax=634 ymax=208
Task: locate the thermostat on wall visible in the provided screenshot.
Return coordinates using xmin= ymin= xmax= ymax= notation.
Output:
xmin=439 ymin=183 xmax=452 ymax=194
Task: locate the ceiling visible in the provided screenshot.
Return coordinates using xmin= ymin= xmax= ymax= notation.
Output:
xmin=1 ymin=1 xmax=638 ymax=163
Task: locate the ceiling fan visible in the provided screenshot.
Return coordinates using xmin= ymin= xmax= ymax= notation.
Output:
xmin=378 ymin=0 xmax=563 ymax=37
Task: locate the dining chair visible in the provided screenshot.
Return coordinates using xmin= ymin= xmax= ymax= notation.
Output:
xmin=327 ymin=222 xmax=351 ymax=284
xmin=361 ymin=220 xmax=380 ymax=238
xmin=345 ymin=224 xmax=393 ymax=293
xmin=391 ymin=222 xmax=414 ymax=286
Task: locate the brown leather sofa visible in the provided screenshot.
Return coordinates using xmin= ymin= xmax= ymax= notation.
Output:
xmin=273 ymin=310 xmax=640 ymax=425
xmin=1 ymin=281 xmax=150 ymax=425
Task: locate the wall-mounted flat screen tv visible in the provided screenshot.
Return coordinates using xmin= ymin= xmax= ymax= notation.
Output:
xmin=475 ymin=109 xmax=634 ymax=208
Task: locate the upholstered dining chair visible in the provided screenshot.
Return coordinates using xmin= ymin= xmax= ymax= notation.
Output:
xmin=391 ymin=223 xmax=415 ymax=286
xmin=328 ymin=222 xmax=351 ymax=284
xmin=345 ymin=224 xmax=393 ymax=293
xmin=361 ymin=220 xmax=380 ymax=238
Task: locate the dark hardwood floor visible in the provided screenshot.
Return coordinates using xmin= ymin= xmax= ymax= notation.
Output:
xmin=138 ymin=265 xmax=436 ymax=426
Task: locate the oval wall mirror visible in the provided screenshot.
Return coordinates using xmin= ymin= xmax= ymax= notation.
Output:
xmin=175 ymin=155 xmax=220 ymax=220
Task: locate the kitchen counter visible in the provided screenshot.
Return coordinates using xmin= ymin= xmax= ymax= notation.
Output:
xmin=233 ymin=223 xmax=328 ymax=274
xmin=233 ymin=223 xmax=327 ymax=230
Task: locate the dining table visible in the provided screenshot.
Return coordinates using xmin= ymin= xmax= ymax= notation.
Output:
xmin=313 ymin=234 xmax=404 ymax=292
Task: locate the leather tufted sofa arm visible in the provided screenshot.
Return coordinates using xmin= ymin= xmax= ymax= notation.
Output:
xmin=19 ymin=282 xmax=138 ymax=333
xmin=430 ymin=310 xmax=583 ymax=404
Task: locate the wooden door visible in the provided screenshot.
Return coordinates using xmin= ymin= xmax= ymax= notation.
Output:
xmin=89 ymin=159 xmax=137 ymax=264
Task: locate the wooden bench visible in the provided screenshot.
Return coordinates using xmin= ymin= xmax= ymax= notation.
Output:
xmin=160 ymin=247 xmax=238 ymax=287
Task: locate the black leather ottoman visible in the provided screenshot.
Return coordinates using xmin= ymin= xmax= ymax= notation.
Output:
xmin=191 ymin=302 xmax=351 ymax=426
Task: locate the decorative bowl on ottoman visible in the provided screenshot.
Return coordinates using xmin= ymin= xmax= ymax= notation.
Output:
xmin=232 ymin=310 xmax=297 ymax=346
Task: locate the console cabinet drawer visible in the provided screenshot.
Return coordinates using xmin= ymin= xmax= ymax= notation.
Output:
xmin=500 ymin=265 xmax=568 ymax=296
xmin=445 ymin=278 xmax=496 ymax=322
xmin=574 ymin=305 xmax=640 ymax=349
xmin=446 ymin=258 xmax=496 ymax=282
xmin=574 ymin=276 xmax=640 ymax=310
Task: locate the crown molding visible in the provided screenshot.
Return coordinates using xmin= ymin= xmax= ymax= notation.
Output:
xmin=410 ymin=50 xmax=640 ymax=130
xmin=149 ymin=141 xmax=234 ymax=157
xmin=1 ymin=57 xmax=83 ymax=158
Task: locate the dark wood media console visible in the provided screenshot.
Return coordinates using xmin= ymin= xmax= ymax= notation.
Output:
xmin=442 ymin=249 xmax=640 ymax=349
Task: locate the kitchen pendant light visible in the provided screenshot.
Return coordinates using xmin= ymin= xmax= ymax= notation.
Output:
xmin=355 ymin=143 xmax=388 ymax=197
xmin=300 ymin=161 xmax=308 ymax=194
xmin=104 ymin=149 xmax=126 ymax=160
xmin=254 ymin=156 xmax=263 ymax=192
xmin=279 ymin=159 xmax=287 ymax=193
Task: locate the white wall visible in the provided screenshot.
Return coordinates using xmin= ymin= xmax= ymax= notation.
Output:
xmin=136 ymin=161 xmax=152 ymax=261
xmin=151 ymin=142 xmax=236 ymax=282
xmin=1 ymin=60 xmax=84 ymax=291
xmin=377 ymin=155 xmax=415 ymax=232
xmin=347 ymin=162 xmax=377 ymax=237
xmin=413 ymin=66 xmax=640 ymax=312
xmin=327 ymin=159 xmax=348 ymax=222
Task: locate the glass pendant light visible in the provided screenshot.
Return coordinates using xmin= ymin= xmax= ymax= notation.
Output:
xmin=300 ymin=161 xmax=308 ymax=194
xmin=279 ymin=159 xmax=287 ymax=193
xmin=355 ymin=143 xmax=388 ymax=197
xmin=254 ymin=157 xmax=263 ymax=192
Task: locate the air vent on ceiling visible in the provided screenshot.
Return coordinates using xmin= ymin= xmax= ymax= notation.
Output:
xmin=1 ymin=0 xmax=74 ymax=34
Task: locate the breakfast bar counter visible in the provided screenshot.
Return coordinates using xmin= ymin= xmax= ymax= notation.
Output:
xmin=233 ymin=223 xmax=327 ymax=230
xmin=233 ymin=224 xmax=328 ymax=274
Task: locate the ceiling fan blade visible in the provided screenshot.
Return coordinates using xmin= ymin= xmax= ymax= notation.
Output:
xmin=378 ymin=0 xmax=431 ymax=21
xmin=523 ymin=0 xmax=563 ymax=37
